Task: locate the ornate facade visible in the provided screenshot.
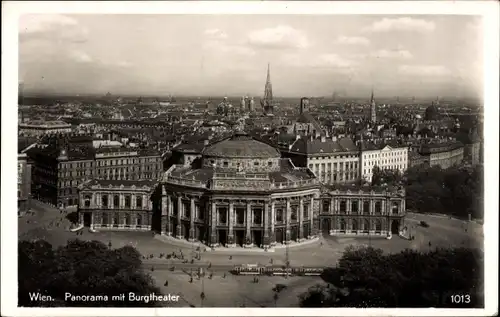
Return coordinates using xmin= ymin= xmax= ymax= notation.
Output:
xmin=319 ymin=186 xmax=406 ymax=236
xmin=154 ymin=132 xmax=321 ymax=249
xmin=77 ymin=179 xmax=156 ymax=231
xmin=151 ymin=132 xmax=407 ymax=249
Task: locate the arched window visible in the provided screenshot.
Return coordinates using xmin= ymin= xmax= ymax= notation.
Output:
xmin=125 ymin=196 xmax=131 ymax=208
xmin=136 ymin=196 xmax=143 ymax=209
xmin=102 ymin=212 xmax=109 ymax=226
xmin=113 ymin=195 xmax=119 ymax=208
xmin=137 ymin=213 xmax=142 ymax=226
xmin=291 ymin=206 xmax=297 ymax=221
xmin=363 ymin=201 xmax=370 ymax=214
xmin=363 ymin=219 xmax=370 ymax=232
xmin=84 ymin=195 xmax=91 ymax=208
xmin=351 ymin=201 xmax=359 ymax=214
xmin=391 ymin=202 xmax=399 ymax=215
xmin=340 ymin=218 xmax=346 ymax=231
xmin=339 ymin=201 xmax=346 ymax=214
xmin=102 ymin=195 xmax=108 ymax=208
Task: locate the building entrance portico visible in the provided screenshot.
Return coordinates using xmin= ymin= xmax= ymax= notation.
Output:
xmin=218 ymin=229 xmax=228 ymax=246
xmin=235 ymin=230 xmax=245 ymax=247
xmin=252 ymin=229 xmax=263 ymax=248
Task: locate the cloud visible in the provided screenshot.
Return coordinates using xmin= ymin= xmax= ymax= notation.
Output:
xmin=371 ymin=49 xmax=413 ymax=59
xmin=363 ymin=17 xmax=435 ymax=33
xmin=204 ymin=28 xmax=228 ymax=40
xmin=19 ymin=14 xmax=88 ymax=43
xmin=247 ymin=25 xmax=309 ymax=49
xmin=399 ymin=65 xmax=450 ymax=76
xmin=282 ymin=53 xmax=356 ymax=71
xmin=203 ymin=39 xmax=255 ymax=57
xmin=335 ymin=36 xmax=370 ymax=46
xmin=68 ymin=50 xmax=92 ymax=63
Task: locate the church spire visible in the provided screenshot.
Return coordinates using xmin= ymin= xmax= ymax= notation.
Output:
xmin=262 ymin=62 xmax=274 ymax=114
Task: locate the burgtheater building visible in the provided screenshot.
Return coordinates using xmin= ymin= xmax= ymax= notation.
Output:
xmin=151 ymin=132 xmax=407 ymax=249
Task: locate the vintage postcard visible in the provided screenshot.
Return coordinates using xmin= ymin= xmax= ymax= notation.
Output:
xmin=1 ymin=1 xmax=498 ymax=316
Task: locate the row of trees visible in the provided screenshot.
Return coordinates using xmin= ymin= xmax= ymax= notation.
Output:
xmin=19 ymin=239 xmax=161 ymax=307
xmin=300 ymin=245 xmax=484 ymax=308
xmin=404 ymin=165 xmax=483 ymax=220
xmin=369 ymin=164 xmax=483 ymax=220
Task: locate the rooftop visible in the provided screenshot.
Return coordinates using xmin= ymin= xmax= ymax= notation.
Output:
xmin=202 ymin=131 xmax=281 ymax=159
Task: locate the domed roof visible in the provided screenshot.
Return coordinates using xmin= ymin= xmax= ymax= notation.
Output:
xmin=424 ymin=104 xmax=440 ymax=121
xmin=203 ymin=132 xmax=281 ymax=159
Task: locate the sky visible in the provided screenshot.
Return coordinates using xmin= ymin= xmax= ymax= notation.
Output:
xmin=18 ymin=14 xmax=483 ymax=98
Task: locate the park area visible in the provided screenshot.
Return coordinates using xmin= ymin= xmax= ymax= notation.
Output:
xmin=18 ymin=200 xmax=483 ymax=307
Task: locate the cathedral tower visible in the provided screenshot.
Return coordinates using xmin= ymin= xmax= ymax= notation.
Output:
xmin=261 ymin=63 xmax=274 ymax=115
xmin=370 ymin=89 xmax=377 ymax=123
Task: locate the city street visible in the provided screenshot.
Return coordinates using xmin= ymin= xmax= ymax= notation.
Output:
xmin=18 ymin=200 xmax=484 ymax=307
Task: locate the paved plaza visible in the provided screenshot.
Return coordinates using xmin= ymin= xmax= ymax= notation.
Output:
xmin=18 ymin=200 xmax=483 ymax=307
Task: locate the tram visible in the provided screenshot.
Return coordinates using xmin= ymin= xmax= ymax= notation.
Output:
xmin=231 ymin=265 xmax=323 ymax=276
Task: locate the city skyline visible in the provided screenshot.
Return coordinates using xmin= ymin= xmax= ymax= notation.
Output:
xmin=20 ymin=15 xmax=483 ymax=99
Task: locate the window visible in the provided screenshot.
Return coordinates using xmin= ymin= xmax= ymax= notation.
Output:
xmin=223 ymin=161 xmax=229 ymax=167
xmin=254 ymin=161 xmax=259 ymax=166
xmin=363 ymin=201 xmax=370 ymax=214
xmin=322 ymin=200 xmax=330 ymax=213
xmin=218 ymin=207 xmax=227 ymax=224
xmin=339 ymin=200 xmax=346 ymax=213
xmin=351 ymin=200 xmax=358 ymax=214
xmin=84 ymin=195 xmax=91 ymax=208
xmin=276 ymin=208 xmax=283 ymax=222
xmin=124 ymin=213 xmax=131 ymax=226
xmin=125 ymin=196 xmax=131 ymax=208
xmin=102 ymin=195 xmax=108 ymax=208
xmin=102 ymin=212 xmax=109 ymax=226
xmin=340 ymin=218 xmax=346 ymax=231
xmin=375 ymin=219 xmax=382 ymax=232
xmin=253 ymin=208 xmax=262 ymax=225
xmin=236 ymin=208 xmax=245 ymax=224
xmin=391 ymin=202 xmax=399 ymax=214
xmin=352 ymin=219 xmax=358 ymax=231
xmin=114 ymin=195 xmax=119 ymax=207
xmin=375 ymin=201 xmax=382 ymax=214
xmin=136 ymin=196 xmax=143 ymax=209
xmin=113 ymin=213 xmax=119 ymax=225
xmin=268 ymin=161 xmax=273 ymax=167
xmin=291 ymin=206 xmax=297 ymax=221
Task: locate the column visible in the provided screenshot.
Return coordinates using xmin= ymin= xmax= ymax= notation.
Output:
xmin=167 ymin=196 xmax=172 ymax=235
xmin=110 ymin=192 xmax=114 ymax=209
xmin=270 ymin=201 xmax=276 ymax=245
xmin=189 ymin=198 xmax=195 ymax=241
xmin=310 ymin=195 xmax=315 ymax=237
xmin=131 ymin=195 xmax=136 ymax=209
xmin=263 ymin=201 xmax=270 ymax=247
xmin=120 ymin=194 xmax=124 ymax=209
xmin=245 ymin=202 xmax=252 ymax=245
xmin=329 ymin=198 xmax=334 ymax=214
xmin=298 ymin=198 xmax=304 ymax=240
xmin=228 ymin=201 xmax=235 ymax=246
xmin=90 ymin=212 xmax=94 ymax=229
xmin=176 ymin=196 xmax=182 ymax=239
xmin=161 ymin=195 xmax=167 ymax=235
xmin=285 ymin=199 xmax=291 ymax=243
xmin=210 ymin=201 xmax=217 ymax=247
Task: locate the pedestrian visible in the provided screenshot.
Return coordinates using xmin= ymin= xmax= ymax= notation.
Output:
xmin=164 ymin=280 xmax=169 ymax=287
xmin=229 ymin=255 xmax=232 ymax=260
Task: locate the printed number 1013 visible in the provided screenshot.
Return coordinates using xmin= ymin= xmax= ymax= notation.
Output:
xmin=450 ymin=294 xmax=471 ymax=304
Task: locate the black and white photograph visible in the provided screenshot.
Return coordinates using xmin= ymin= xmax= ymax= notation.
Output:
xmin=2 ymin=1 xmax=498 ymax=316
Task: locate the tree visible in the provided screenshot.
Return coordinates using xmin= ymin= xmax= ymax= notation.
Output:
xmin=371 ymin=166 xmax=402 ymax=186
xmin=18 ymin=239 xmax=162 ymax=307
xmin=300 ymin=246 xmax=483 ymax=308
xmin=403 ymin=165 xmax=483 ymax=219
